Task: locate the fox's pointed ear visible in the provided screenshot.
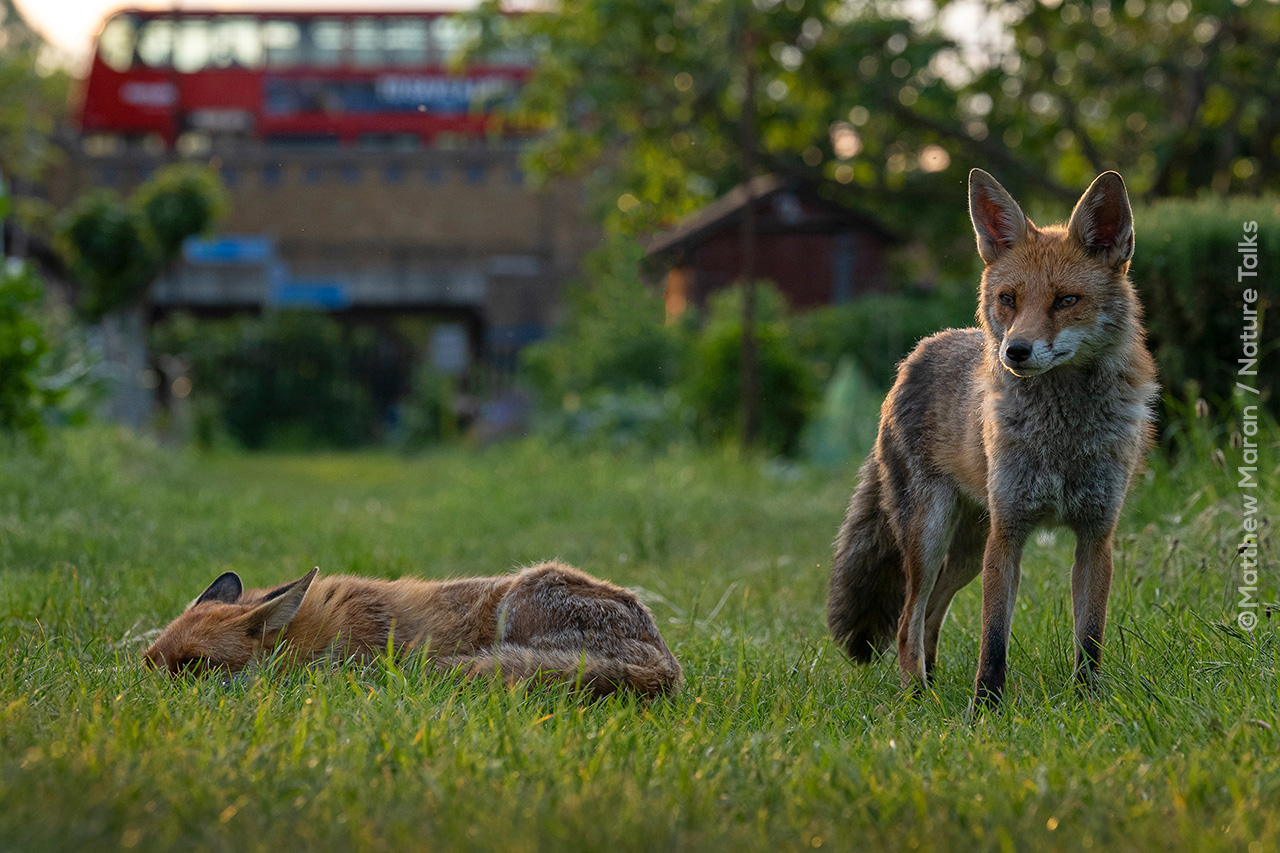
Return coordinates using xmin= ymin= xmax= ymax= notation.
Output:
xmin=969 ymin=169 xmax=1030 ymax=265
xmin=1068 ymin=171 xmax=1134 ymax=269
xmin=192 ymin=571 xmax=243 ymax=608
xmin=243 ymin=568 xmax=318 ymax=636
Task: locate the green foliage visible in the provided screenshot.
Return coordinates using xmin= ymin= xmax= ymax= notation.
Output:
xmin=0 ymin=0 xmax=71 ymax=184
xmin=478 ymin=0 xmax=967 ymax=242
xmin=133 ymin=164 xmax=229 ymax=259
xmin=389 ymin=360 xmax=457 ymax=452
xmin=57 ymin=165 xmax=226 ymax=320
xmin=521 ymin=238 xmax=682 ymax=401
xmin=0 ymin=257 xmax=58 ymax=439
xmin=479 ymin=0 xmax=1280 ymax=269
xmin=976 ymin=0 xmax=1280 ymax=198
xmin=57 ymin=191 xmax=158 ymax=320
xmin=152 ymin=312 xmax=382 ymax=450
xmin=682 ymin=284 xmax=818 ymax=455
xmin=535 ymin=387 xmax=694 ymax=451
xmin=1132 ymin=194 xmax=1279 ymax=410
xmin=0 ymin=428 xmax=1278 ymax=849
xmin=801 ymin=357 xmax=883 ymax=469
xmin=791 ymin=283 xmax=976 ymax=390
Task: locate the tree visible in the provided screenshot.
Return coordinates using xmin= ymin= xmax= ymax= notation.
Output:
xmin=0 ymin=0 xmax=72 ymax=258
xmin=473 ymin=0 xmax=964 ymax=445
xmin=56 ymin=164 xmax=226 ymax=428
xmin=58 ymin=164 xmax=227 ymax=320
xmin=0 ymin=0 xmax=70 ymax=184
xmin=480 ymin=0 xmax=1280 ymax=239
xmin=959 ymin=0 xmax=1280 ymax=200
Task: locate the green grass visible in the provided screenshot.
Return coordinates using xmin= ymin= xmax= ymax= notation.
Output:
xmin=1 ymin=425 xmax=1277 ymax=851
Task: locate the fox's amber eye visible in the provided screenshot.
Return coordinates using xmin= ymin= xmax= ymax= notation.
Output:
xmin=1055 ymin=295 xmax=1079 ymax=308
xmin=998 ymin=293 xmax=1015 ymax=307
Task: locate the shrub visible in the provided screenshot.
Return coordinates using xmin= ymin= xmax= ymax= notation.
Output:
xmin=534 ymin=387 xmax=694 ymax=451
xmin=681 ymin=284 xmax=818 ymax=456
xmin=1132 ymin=195 xmax=1279 ymax=411
xmin=790 ymin=283 xmax=976 ymax=391
xmin=521 ymin=236 xmax=681 ymax=402
xmin=57 ymin=191 xmax=158 ymax=321
xmin=133 ymin=164 xmax=228 ymax=258
xmin=57 ymin=164 xmax=226 ymax=321
xmin=389 ymin=360 xmax=458 ymax=451
xmin=0 ymin=258 xmax=59 ymax=440
xmin=801 ymin=357 xmax=883 ymax=468
xmin=152 ymin=312 xmax=385 ymax=450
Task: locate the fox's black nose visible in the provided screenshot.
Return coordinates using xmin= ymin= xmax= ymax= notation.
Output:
xmin=1005 ymin=340 xmax=1033 ymax=363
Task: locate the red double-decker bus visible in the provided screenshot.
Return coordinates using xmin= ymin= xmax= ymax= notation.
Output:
xmin=78 ymin=8 xmax=532 ymax=146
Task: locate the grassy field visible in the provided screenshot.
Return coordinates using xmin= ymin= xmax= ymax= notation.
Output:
xmin=1 ymin=424 xmax=1277 ymax=851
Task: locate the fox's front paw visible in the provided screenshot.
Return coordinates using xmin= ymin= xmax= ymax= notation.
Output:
xmin=970 ymin=674 xmax=1005 ymax=715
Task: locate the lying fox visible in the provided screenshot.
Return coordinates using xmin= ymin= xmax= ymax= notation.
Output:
xmin=827 ymin=170 xmax=1157 ymax=707
xmin=144 ymin=561 xmax=682 ymax=698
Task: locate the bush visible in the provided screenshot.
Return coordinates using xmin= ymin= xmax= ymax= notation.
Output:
xmin=1132 ymin=195 xmax=1279 ymax=411
xmin=57 ymin=191 xmax=158 ymax=321
xmin=520 ymin=236 xmax=682 ymax=402
xmin=57 ymin=164 xmax=226 ymax=321
xmin=801 ymin=357 xmax=883 ymax=468
xmin=534 ymin=387 xmax=694 ymax=451
xmin=152 ymin=312 xmax=386 ymax=450
xmin=389 ymin=360 xmax=458 ymax=451
xmin=133 ymin=164 xmax=228 ymax=258
xmin=0 ymin=258 xmax=59 ymax=440
xmin=791 ymin=283 xmax=976 ymax=391
xmin=681 ymin=284 xmax=819 ymax=456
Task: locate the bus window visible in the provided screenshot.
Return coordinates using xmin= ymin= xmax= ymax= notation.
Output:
xmin=431 ymin=17 xmax=480 ymax=64
xmin=136 ymin=18 xmax=173 ymax=68
xmin=351 ymin=17 xmax=383 ymax=67
xmin=209 ymin=17 xmax=262 ymax=69
xmin=263 ymin=20 xmax=301 ymax=68
xmin=304 ymin=18 xmax=346 ymax=67
xmin=173 ymin=18 xmax=210 ymax=72
xmin=385 ymin=18 xmax=427 ymax=67
xmin=482 ymin=17 xmax=533 ymax=68
xmin=98 ymin=14 xmax=137 ymax=71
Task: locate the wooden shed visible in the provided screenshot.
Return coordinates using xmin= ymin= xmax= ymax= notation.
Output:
xmin=644 ymin=175 xmax=897 ymax=319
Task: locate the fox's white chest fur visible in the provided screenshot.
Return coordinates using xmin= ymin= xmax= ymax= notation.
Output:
xmin=984 ymin=361 xmax=1156 ymax=532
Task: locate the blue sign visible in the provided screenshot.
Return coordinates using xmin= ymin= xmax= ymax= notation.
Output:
xmin=269 ymin=281 xmax=351 ymax=310
xmin=184 ymin=235 xmax=274 ymax=264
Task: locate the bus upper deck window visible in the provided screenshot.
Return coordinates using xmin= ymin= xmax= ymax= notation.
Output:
xmin=98 ymin=14 xmax=137 ymax=71
xmin=209 ymin=17 xmax=263 ymax=69
xmin=173 ymin=18 xmax=210 ymax=72
xmin=431 ymin=17 xmax=480 ymax=65
xmin=304 ymin=18 xmax=346 ymax=67
xmin=352 ymin=17 xmax=383 ymax=67
xmin=135 ymin=19 xmax=173 ymax=68
xmin=384 ymin=19 xmax=427 ymax=67
xmin=485 ymin=18 xmax=533 ymax=68
xmin=263 ymin=20 xmax=301 ymax=68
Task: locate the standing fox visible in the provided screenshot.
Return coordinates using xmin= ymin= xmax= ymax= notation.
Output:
xmin=827 ymin=170 xmax=1157 ymax=707
xmin=144 ymin=561 xmax=682 ymax=698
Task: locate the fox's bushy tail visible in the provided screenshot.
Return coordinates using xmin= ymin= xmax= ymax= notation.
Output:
xmin=827 ymin=450 xmax=905 ymax=663
xmin=436 ymin=641 xmax=682 ymax=699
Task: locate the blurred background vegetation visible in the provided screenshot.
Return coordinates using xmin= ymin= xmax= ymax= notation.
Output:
xmin=0 ymin=0 xmax=1275 ymax=459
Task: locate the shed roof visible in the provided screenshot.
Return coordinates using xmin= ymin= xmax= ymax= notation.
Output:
xmin=643 ymin=174 xmax=898 ymax=263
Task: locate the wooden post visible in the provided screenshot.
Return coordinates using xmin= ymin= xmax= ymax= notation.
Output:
xmin=738 ymin=24 xmax=759 ymax=448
